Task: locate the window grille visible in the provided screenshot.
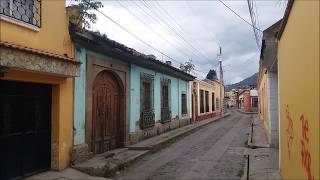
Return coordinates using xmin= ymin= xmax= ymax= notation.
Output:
xmin=205 ymin=91 xmax=209 ymax=112
xmin=0 ymin=0 xmax=41 ymax=27
xmin=140 ymin=73 xmax=155 ymax=129
xmin=212 ymin=92 xmax=215 ymax=111
xmin=161 ymin=79 xmax=171 ymax=123
xmin=200 ymin=90 xmax=204 ymax=113
xmin=181 ymin=93 xmax=187 ymax=115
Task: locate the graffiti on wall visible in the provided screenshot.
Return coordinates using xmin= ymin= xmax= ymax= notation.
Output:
xmin=285 ymin=105 xmax=294 ymax=159
xmin=300 ymin=114 xmax=314 ymax=180
xmin=285 ymin=104 xmax=314 ymax=180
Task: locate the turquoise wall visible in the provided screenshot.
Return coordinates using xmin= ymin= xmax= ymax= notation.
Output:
xmin=74 ymin=47 xmax=86 ymax=145
xmin=129 ymin=64 xmax=190 ymax=133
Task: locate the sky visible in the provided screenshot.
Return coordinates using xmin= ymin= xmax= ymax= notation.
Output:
xmin=68 ymin=0 xmax=287 ymax=84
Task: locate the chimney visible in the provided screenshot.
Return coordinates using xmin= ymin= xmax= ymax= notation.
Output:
xmin=166 ymin=61 xmax=172 ymax=66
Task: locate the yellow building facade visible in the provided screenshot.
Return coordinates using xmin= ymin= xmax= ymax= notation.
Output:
xmin=278 ymin=0 xmax=319 ymax=179
xmin=0 ymin=0 xmax=80 ymax=178
xmin=191 ymin=79 xmax=223 ymax=121
xmin=257 ymin=67 xmax=269 ymax=142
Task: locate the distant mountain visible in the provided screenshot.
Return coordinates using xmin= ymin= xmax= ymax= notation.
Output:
xmin=225 ymin=73 xmax=258 ymax=91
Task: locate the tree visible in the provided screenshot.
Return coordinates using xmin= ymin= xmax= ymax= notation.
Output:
xmin=68 ymin=0 xmax=103 ymax=29
xmin=180 ymin=60 xmax=195 ymax=73
xmin=206 ymin=69 xmax=218 ymax=80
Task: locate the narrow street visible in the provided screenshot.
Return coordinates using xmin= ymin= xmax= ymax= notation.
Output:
xmin=117 ymin=110 xmax=251 ymax=180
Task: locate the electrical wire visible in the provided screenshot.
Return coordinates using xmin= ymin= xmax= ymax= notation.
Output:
xmin=129 ymin=1 xmax=203 ymax=60
xmin=116 ymin=0 xmax=194 ymax=59
xmin=218 ymin=0 xmax=262 ymax=32
xmin=140 ymin=0 xmax=213 ymax=62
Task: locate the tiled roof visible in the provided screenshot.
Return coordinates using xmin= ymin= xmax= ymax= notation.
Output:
xmin=69 ymin=24 xmax=195 ymax=81
xmin=0 ymin=41 xmax=80 ymax=64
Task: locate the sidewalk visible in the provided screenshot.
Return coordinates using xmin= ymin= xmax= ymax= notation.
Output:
xmin=73 ymin=113 xmax=230 ymax=178
xmin=242 ymin=115 xmax=280 ymax=180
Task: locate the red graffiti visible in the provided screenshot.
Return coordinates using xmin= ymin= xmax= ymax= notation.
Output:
xmin=300 ymin=114 xmax=309 ymax=143
xmin=285 ymin=105 xmax=294 ymax=159
xmin=300 ymin=114 xmax=314 ymax=180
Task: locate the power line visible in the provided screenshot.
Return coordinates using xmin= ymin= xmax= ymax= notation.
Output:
xmin=130 ymin=1 xmax=204 ymax=60
xmin=116 ymin=0 xmax=194 ymax=59
xmin=153 ymin=1 xmax=220 ymax=66
xmin=247 ymin=0 xmax=262 ymax=48
xmin=82 ymin=0 xmax=210 ymax=74
xmin=218 ymin=0 xmax=262 ymax=32
xmin=82 ymin=1 xmax=180 ymax=65
xmin=141 ymin=0 xmax=213 ymax=62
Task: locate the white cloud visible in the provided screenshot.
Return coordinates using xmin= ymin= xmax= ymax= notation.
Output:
xmin=71 ymin=0 xmax=286 ymax=84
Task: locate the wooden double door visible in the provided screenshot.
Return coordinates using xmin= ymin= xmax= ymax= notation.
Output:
xmin=92 ymin=71 xmax=123 ymax=154
xmin=0 ymin=80 xmax=51 ymax=180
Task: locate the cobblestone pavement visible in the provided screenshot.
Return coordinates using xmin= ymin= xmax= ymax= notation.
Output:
xmin=116 ymin=110 xmax=252 ymax=180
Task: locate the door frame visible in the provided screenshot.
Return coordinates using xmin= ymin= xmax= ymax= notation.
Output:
xmin=86 ymin=55 xmax=129 ymax=153
xmin=91 ymin=70 xmax=124 ymax=153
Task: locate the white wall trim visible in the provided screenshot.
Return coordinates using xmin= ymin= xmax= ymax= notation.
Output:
xmin=0 ymin=15 xmax=40 ymax=32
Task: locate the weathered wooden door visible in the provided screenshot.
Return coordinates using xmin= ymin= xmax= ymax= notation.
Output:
xmin=92 ymin=71 xmax=122 ymax=154
xmin=0 ymin=80 xmax=51 ymax=180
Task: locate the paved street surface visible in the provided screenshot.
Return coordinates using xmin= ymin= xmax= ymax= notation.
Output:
xmin=116 ymin=110 xmax=251 ymax=180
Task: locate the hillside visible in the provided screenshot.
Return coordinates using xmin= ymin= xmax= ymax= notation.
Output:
xmin=225 ymin=73 xmax=258 ymax=91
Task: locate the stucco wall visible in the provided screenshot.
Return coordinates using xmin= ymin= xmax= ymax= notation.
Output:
xmin=0 ymin=0 xmax=74 ymax=58
xmin=278 ymin=1 xmax=319 ymax=179
xmin=129 ymin=64 xmax=190 ymax=133
xmin=74 ymin=48 xmax=87 ymax=145
xmin=258 ymin=69 xmax=269 ymax=142
xmin=267 ymin=72 xmax=279 ymax=148
xmin=73 ymin=48 xmax=130 ymax=152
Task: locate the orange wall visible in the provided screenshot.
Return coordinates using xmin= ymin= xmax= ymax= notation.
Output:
xmin=0 ymin=0 xmax=74 ymax=58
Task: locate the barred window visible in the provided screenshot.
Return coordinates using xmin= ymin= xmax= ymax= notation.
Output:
xmin=205 ymin=91 xmax=209 ymax=112
xmin=200 ymin=90 xmax=204 ymax=113
xmin=0 ymin=0 xmax=41 ymax=27
xmin=181 ymin=93 xmax=187 ymax=115
xmin=140 ymin=73 xmax=155 ymax=129
xmin=161 ymin=79 xmax=171 ymax=123
xmin=212 ymin=92 xmax=215 ymax=111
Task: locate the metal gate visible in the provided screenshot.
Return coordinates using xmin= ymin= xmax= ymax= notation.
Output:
xmin=0 ymin=80 xmax=51 ymax=180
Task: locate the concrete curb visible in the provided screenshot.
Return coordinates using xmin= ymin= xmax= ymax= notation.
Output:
xmin=237 ymin=109 xmax=258 ymax=114
xmin=74 ymin=113 xmax=231 ymax=178
xmin=112 ymin=113 xmax=231 ymax=177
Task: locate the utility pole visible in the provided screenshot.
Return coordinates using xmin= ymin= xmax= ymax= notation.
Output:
xmin=218 ymin=47 xmax=224 ymax=115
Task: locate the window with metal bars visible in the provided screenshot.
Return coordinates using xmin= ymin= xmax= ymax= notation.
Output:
xmin=181 ymin=93 xmax=187 ymax=115
xmin=140 ymin=73 xmax=155 ymax=129
xmin=205 ymin=91 xmax=209 ymax=112
xmin=212 ymin=92 xmax=215 ymax=111
xmin=0 ymin=0 xmax=41 ymax=27
xmin=200 ymin=90 xmax=204 ymax=113
xmin=161 ymin=79 xmax=171 ymax=123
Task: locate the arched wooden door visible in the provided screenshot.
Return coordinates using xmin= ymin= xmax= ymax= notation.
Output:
xmin=92 ymin=71 xmax=123 ymax=154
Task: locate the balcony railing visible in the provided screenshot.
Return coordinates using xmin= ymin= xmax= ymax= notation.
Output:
xmin=140 ymin=109 xmax=155 ymax=129
xmin=161 ymin=107 xmax=171 ymax=124
xmin=0 ymin=0 xmax=41 ymax=27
